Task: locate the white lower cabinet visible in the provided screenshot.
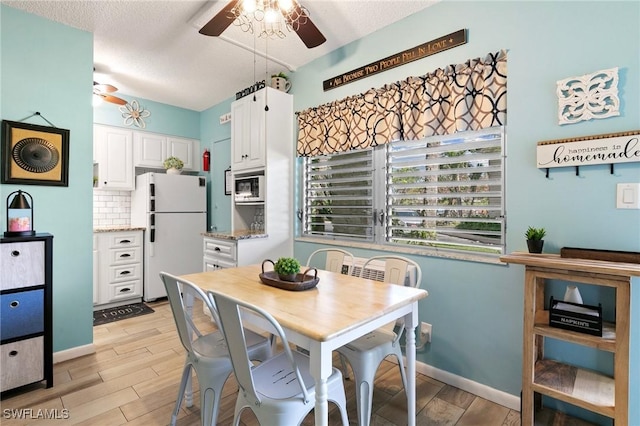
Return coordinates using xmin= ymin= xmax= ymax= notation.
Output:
xmin=203 ymin=234 xmax=290 ymax=272
xmin=203 ymin=237 xmax=237 ymax=271
xmin=94 ymin=230 xmax=143 ymax=307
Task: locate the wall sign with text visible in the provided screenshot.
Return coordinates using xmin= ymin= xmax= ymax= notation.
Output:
xmin=323 ymin=29 xmax=467 ymax=91
xmin=537 ymin=130 xmax=640 ymax=176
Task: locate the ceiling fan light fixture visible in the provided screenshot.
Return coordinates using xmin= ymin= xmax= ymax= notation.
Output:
xmin=242 ymin=0 xmax=257 ymax=14
xmin=199 ymin=0 xmax=325 ymax=48
xmin=279 ymin=0 xmax=294 ymax=12
xmin=264 ymin=8 xmax=279 ymax=24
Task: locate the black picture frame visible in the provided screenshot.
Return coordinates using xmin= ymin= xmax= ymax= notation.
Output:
xmin=2 ymin=120 xmax=70 ymax=187
xmin=224 ymin=168 xmax=232 ymax=196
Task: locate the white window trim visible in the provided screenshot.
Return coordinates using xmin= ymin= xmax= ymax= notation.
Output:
xmin=296 ymin=127 xmax=507 ymax=265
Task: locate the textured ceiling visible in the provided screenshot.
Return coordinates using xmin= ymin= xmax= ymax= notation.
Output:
xmin=3 ymin=0 xmax=437 ymax=111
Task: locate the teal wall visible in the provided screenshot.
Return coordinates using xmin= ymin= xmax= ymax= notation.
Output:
xmin=0 ymin=6 xmax=94 ymax=352
xmin=200 ymin=100 xmax=234 ymax=232
xmin=94 ymin=97 xmax=200 ymax=139
xmin=3 ymin=1 xmax=639 ymax=422
xmin=286 ymin=0 xmax=639 ymax=422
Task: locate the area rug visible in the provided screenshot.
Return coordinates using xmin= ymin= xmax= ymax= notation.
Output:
xmin=93 ymin=302 xmax=155 ymax=326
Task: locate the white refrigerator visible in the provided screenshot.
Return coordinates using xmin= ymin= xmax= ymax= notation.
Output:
xmin=131 ymin=172 xmax=207 ymax=301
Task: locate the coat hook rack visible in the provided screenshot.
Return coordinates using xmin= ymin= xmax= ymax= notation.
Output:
xmin=18 ymin=111 xmax=57 ymax=128
xmin=538 ymin=130 xmax=639 ymax=179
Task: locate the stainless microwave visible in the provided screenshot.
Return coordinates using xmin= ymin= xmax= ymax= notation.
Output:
xmin=234 ymin=175 xmax=265 ymax=203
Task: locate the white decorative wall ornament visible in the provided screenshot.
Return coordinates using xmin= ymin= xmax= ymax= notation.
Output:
xmin=119 ymin=100 xmax=151 ymax=128
xmin=556 ymin=67 xmax=619 ymax=125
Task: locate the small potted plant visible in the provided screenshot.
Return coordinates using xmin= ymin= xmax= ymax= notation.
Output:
xmin=274 ymin=257 xmax=301 ymax=282
xmin=525 ymin=226 xmax=546 ymax=253
xmin=271 ymin=72 xmax=291 ymax=93
xmin=163 ymin=156 xmax=184 ymax=175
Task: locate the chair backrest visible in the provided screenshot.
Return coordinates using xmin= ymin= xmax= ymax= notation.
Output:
xmin=160 ymin=271 xmax=222 ymax=355
xmin=306 ymin=248 xmax=354 ymax=275
xmin=360 ymin=255 xmax=422 ymax=289
xmin=208 ymin=290 xmax=310 ymax=405
xmin=359 ymin=256 xmax=423 ymax=337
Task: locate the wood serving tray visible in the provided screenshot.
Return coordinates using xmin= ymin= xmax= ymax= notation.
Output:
xmin=259 ymin=260 xmax=319 ymax=291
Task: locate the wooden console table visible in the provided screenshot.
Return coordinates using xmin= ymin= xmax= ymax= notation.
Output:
xmin=500 ymin=252 xmax=640 ymax=425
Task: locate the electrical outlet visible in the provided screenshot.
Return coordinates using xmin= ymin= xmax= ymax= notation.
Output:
xmin=420 ymin=322 xmax=432 ymax=343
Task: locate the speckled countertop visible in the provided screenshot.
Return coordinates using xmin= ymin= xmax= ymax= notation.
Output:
xmin=202 ymin=230 xmax=268 ymax=240
xmin=93 ymin=226 xmax=146 ymax=233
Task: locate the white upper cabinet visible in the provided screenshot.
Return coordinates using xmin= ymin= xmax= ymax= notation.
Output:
xmin=134 ymin=132 xmax=199 ymax=171
xmin=94 ymin=125 xmax=135 ymax=190
xmin=133 ymin=132 xmax=167 ymax=168
xmin=168 ymin=137 xmax=196 ymax=170
xmin=232 ymin=89 xmax=267 ymax=172
xmin=94 ymin=125 xmax=201 ymax=191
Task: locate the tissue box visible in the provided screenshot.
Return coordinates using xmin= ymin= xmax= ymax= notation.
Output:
xmin=549 ymin=296 xmax=602 ymax=337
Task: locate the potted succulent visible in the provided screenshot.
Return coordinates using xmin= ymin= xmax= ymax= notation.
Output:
xmin=274 ymin=257 xmax=301 ymax=282
xmin=525 ymin=226 xmax=546 ymax=253
xmin=163 ymin=156 xmax=184 ymax=175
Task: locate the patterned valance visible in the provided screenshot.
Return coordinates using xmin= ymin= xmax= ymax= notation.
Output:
xmin=297 ymin=49 xmax=507 ymax=156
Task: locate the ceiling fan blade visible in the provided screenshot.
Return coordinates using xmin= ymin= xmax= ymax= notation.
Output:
xmin=280 ymin=1 xmax=326 ymax=48
xmin=199 ymin=0 xmax=240 ymax=36
xmin=94 ymin=82 xmax=118 ymax=93
xmin=102 ymin=94 xmax=128 ymax=105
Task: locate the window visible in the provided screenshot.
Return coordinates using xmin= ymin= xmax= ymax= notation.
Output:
xmin=301 ymin=127 xmax=506 ymax=258
xmin=302 ymin=149 xmax=374 ymax=241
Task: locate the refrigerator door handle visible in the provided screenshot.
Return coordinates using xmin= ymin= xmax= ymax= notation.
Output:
xmin=150 ymin=228 xmax=155 ymax=243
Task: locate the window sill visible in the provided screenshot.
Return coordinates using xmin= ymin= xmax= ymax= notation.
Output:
xmin=295 ymin=236 xmax=506 ymax=265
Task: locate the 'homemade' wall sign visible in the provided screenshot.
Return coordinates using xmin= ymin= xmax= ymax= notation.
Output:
xmin=323 ymin=29 xmax=467 ymax=91
xmin=537 ymin=130 xmax=640 ymax=176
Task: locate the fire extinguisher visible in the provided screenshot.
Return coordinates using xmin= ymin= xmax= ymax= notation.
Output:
xmin=203 ymin=148 xmax=210 ymax=172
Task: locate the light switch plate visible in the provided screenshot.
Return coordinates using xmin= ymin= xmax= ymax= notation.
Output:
xmin=616 ymin=183 xmax=640 ymax=209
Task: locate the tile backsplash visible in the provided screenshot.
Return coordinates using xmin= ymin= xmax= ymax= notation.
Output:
xmin=93 ymin=190 xmax=131 ymax=228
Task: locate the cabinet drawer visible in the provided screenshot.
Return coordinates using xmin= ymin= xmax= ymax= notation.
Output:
xmin=0 ymin=241 xmax=45 ymax=290
xmin=106 ymin=233 xmax=141 ymax=248
xmin=204 ymin=257 xmax=237 ymax=271
xmin=0 ymin=289 xmax=44 ymax=341
xmin=203 ymin=238 xmax=236 ymax=261
xmin=107 ymin=246 xmax=142 ymax=266
xmin=107 ymin=280 xmax=142 ymax=302
xmin=107 ymin=264 xmax=142 ymax=283
xmin=0 ymin=336 xmax=44 ymax=392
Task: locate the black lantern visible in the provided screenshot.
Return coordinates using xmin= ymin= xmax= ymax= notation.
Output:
xmin=5 ymin=190 xmax=35 ymax=237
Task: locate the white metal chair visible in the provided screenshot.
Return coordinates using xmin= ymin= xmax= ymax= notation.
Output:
xmin=305 ymin=248 xmax=355 ymax=276
xmin=160 ymin=272 xmax=272 ymax=426
xmin=208 ymin=290 xmax=350 ymax=426
xmin=306 ymin=248 xmax=357 ymax=372
xmin=335 ymin=255 xmax=423 ymax=426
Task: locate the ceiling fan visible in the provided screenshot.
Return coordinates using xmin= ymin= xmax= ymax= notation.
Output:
xmin=93 ymin=81 xmax=127 ymax=105
xmin=199 ymin=0 xmax=326 ymax=49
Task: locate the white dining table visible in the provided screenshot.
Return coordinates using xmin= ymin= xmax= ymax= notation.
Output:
xmin=182 ymin=264 xmax=428 ymax=426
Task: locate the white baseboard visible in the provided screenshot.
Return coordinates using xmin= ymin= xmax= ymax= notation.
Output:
xmin=53 ymin=344 xmax=95 ymax=364
xmin=415 ymin=360 xmax=520 ymax=411
xmin=52 ymin=345 xmax=520 ymax=411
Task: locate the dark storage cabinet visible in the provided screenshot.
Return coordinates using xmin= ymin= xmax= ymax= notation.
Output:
xmin=1 ymin=234 xmax=53 ymax=393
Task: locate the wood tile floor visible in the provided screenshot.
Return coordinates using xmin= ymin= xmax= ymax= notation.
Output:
xmin=1 ymin=299 xmax=521 ymax=426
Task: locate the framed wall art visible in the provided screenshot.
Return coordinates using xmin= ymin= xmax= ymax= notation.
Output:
xmin=1 ymin=120 xmax=70 ymax=186
xmin=224 ymin=167 xmax=232 ymax=196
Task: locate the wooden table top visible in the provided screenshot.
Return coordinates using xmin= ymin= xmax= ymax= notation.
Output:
xmin=181 ymin=264 xmax=428 ymax=342
xmin=500 ymin=252 xmax=640 ymax=277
